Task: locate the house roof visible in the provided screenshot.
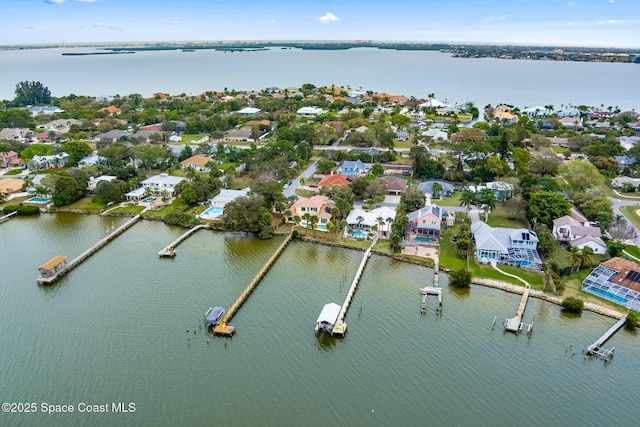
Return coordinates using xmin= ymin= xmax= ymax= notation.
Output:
xmin=346 ymin=207 xmax=396 ymax=229
xmin=570 ymin=206 xmax=589 ymax=224
xmin=407 ymin=205 xmax=442 ymax=222
xmin=571 ymin=235 xmax=606 ymax=249
xmin=318 ymin=174 xmax=351 ymax=187
xmin=552 ymin=215 xmax=581 ymax=228
xmin=316 ymin=303 xmax=341 ymax=325
xmin=142 ymin=174 xmax=186 ymax=186
xmin=38 ymin=255 xmax=67 ymax=271
xmin=380 ymin=175 xmax=407 ymax=191
xmin=602 ymin=257 xmax=640 ymax=293
xmin=237 ymin=107 xmax=261 ymax=115
xmin=180 ymin=155 xmax=215 ymax=168
xmin=290 ymin=195 xmax=331 ymax=210
xmin=211 ymin=188 xmax=250 ymax=204
xmin=100 ymin=106 xmax=121 ymax=114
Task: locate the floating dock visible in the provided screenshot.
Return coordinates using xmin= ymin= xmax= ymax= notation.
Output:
xmin=585 ymin=316 xmax=626 ymax=360
xmin=504 ymin=284 xmax=532 ymax=333
xmin=213 ymin=231 xmax=293 ymax=336
xmin=328 ymin=238 xmax=377 ymax=336
xmin=0 ymin=211 xmax=17 ymax=224
xmin=158 ymin=224 xmax=205 ymax=257
xmin=36 ymin=215 xmax=141 ymax=285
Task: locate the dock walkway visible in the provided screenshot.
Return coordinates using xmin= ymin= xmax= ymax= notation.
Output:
xmin=37 ymin=215 xmax=141 ymax=284
xmin=214 ymin=231 xmax=293 ymax=336
xmin=586 ymin=316 xmax=626 ymax=357
xmin=159 ymin=224 xmax=205 ymax=257
xmin=504 ymin=284 xmax=531 ymax=333
xmin=331 ymin=237 xmax=377 ymax=335
xmin=0 ymin=211 xmax=17 ymax=224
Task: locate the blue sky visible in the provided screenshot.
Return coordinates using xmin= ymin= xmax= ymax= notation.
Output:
xmin=2 ymin=0 xmax=637 ymax=47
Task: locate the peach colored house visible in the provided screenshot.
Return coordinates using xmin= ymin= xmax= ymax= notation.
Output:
xmin=287 ymin=195 xmax=335 ymax=230
xmin=180 ymin=155 xmax=216 ymax=172
xmin=317 ymin=173 xmax=352 ymax=189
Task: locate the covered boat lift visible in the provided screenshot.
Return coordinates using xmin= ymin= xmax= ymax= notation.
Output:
xmin=315 ymin=303 xmax=342 ymax=334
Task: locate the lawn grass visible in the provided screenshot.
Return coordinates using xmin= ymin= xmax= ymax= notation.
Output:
xmin=548 ymin=242 xmax=572 ymax=270
xmin=1 ymin=196 xmax=30 ymax=210
xmin=560 ymin=268 xmax=629 ymax=313
xmin=597 ymin=182 xmax=640 ymax=200
xmin=295 ymin=189 xmax=316 ymax=198
xmin=60 ymin=197 xmax=107 ymax=213
xmin=623 ymin=244 xmax=640 ymax=260
xmin=620 ymin=206 xmax=640 ymax=230
xmin=4 ymin=169 xmax=23 ymax=176
xmin=486 ymin=204 xmax=530 ymax=228
xmin=143 ymin=198 xmax=190 ymax=217
xmin=393 ymin=139 xmax=413 ymax=149
xmin=109 ymin=204 xmax=146 ymax=215
xmin=180 ymin=134 xmax=210 ymax=144
xmin=431 ymin=191 xmax=462 ymax=207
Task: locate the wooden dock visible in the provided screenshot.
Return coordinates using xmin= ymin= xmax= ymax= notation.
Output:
xmin=36 ymin=215 xmax=141 ymax=285
xmin=331 ymin=237 xmax=377 ymax=336
xmin=158 ymin=224 xmax=205 ymax=257
xmin=0 ymin=211 xmax=17 ymax=224
xmin=420 ymin=286 xmax=442 ymax=314
xmin=213 ymin=231 xmax=293 ymax=336
xmin=585 ymin=316 xmax=626 ymax=359
xmin=504 ymin=284 xmax=531 ymax=333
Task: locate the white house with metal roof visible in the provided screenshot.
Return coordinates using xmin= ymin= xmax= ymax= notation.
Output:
xmin=471 ymin=221 xmax=541 ymax=270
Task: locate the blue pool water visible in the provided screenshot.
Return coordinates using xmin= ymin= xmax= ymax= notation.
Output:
xmin=413 ymin=236 xmax=437 ymax=243
xmin=352 ymin=230 xmax=369 ymax=238
xmin=27 ymin=197 xmax=50 ymax=203
xmin=586 ymin=286 xmax=629 ymax=304
xmin=143 ymin=197 xmax=155 ymax=203
xmin=203 ymin=206 xmax=223 ymax=215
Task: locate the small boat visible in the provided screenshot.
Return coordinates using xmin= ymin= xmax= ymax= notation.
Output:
xmin=204 ymin=306 xmax=225 ymax=328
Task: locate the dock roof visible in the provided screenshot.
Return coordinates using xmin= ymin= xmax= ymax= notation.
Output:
xmin=316 ymin=303 xmax=341 ymax=325
xmin=38 ymin=255 xmax=67 ymax=270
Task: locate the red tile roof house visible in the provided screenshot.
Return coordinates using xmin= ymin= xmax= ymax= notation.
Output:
xmin=286 ymin=195 xmax=335 ymax=230
xmin=317 ymin=173 xmax=352 ymax=190
xmin=180 ymin=155 xmax=216 ymax=172
xmin=0 ymin=151 xmax=23 ymax=168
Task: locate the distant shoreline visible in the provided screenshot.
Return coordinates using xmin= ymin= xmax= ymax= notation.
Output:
xmin=2 ymin=41 xmax=638 ymax=63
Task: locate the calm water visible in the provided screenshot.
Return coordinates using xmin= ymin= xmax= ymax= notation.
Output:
xmin=1 ymin=47 xmax=639 ymax=111
xmin=0 ymin=213 xmax=639 ymax=426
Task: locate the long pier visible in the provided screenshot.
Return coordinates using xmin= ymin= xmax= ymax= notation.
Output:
xmin=214 ymin=231 xmax=293 ymax=336
xmin=504 ymin=284 xmax=532 ymax=333
xmin=0 ymin=211 xmax=17 ymax=224
xmin=331 ymin=238 xmax=377 ymax=335
xmin=158 ymin=224 xmax=205 ymax=257
xmin=585 ymin=316 xmax=626 ymax=359
xmin=37 ymin=215 xmax=141 ymax=285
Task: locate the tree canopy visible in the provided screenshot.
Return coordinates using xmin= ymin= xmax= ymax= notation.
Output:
xmin=13 ymin=81 xmax=51 ymax=106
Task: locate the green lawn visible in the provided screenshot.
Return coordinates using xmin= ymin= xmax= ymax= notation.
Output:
xmin=3 ymin=169 xmax=23 ymax=176
xmin=179 ymin=134 xmax=210 ymax=144
xmin=620 ymin=206 xmax=640 ymax=230
xmin=598 ymin=182 xmax=640 ymax=200
xmin=109 ymin=204 xmax=146 ymax=215
xmin=295 ymin=189 xmax=317 ymax=198
xmin=623 ymin=244 xmax=640 ymax=260
xmin=431 ymin=191 xmax=462 ymax=207
xmin=487 ymin=204 xmax=530 ymax=229
xmin=560 ymin=268 xmax=630 ymax=313
xmin=143 ymin=198 xmax=190 ymax=217
xmin=60 ymin=197 xmax=107 ymax=213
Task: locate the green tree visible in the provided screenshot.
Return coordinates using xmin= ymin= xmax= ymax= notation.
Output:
xmin=42 ymin=174 xmax=86 ymax=207
xmin=129 ymin=145 xmax=168 ymax=170
xmin=316 ymin=158 xmax=336 ymax=174
xmin=561 ymin=297 xmax=583 ymax=313
xmin=62 ymin=140 xmax=93 ymax=165
xmin=257 ymin=209 xmax=275 ymax=239
xmin=13 ymin=81 xmax=51 ymax=106
xmin=432 ymin=182 xmax=443 ymax=198
xmin=400 ymin=186 xmax=426 ymax=212
xmin=559 ymin=160 xmax=604 ymax=194
xmin=527 ymin=191 xmax=571 ymax=228
xmin=94 ymin=179 xmax=127 ymax=204
xmin=479 ymin=188 xmax=496 ymax=222
xmin=460 ymin=189 xmax=477 ymax=214
xmin=450 ymin=268 xmax=471 ymax=288
xmin=370 ymin=163 xmax=384 ymax=176
xmin=579 ymin=246 xmax=594 ymax=270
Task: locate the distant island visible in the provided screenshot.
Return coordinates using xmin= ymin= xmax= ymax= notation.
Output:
xmin=3 ymin=41 xmax=638 ymax=63
xmin=61 ymin=51 xmax=135 ymax=56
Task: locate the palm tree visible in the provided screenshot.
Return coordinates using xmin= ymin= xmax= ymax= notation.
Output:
xmin=460 ymin=189 xmax=477 ymax=215
xmin=293 ymin=215 xmax=301 ymax=230
xmin=310 ymin=215 xmax=319 ymax=238
xmin=376 ymin=216 xmax=385 ymax=239
xmin=567 ymin=246 xmax=581 ymax=272
xmin=356 ymin=215 xmax=365 ymax=233
xmin=480 ymin=188 xmax=496 ymax=222
xmin=432 ymin=182 xmax=443 ymax=199
xmin=184 ymin=166 xmax=197 ymax=181
xmin=302 ymin=213 xmax=311 ymax=235
xmin=579 ymin=246 xmax=594 ymax=270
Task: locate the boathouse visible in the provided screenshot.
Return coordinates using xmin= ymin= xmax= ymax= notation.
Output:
xmin=315 ymin=303 xmax=341 ymax=334
xmin=38 ymin=256 xmax=68 ymax=278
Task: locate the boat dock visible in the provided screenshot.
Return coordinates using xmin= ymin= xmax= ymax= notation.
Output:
xmin=214 ymin=231 xmax=293 ymax=336
xmin=330 ymin=238 xmax=377 ymax=336
xmin=504 ymin=284 xmax=532 ymax=333
xmin=420 ymin=286 xmax=442 ymax=314
xmin=158 ymin=224 xmax=205 ymax=257
xmin=0 ymin=211 xmax=17 ymax=224
xmin=36 ymin=215 xmax=141 ymax=285
xmin=585 ymin=316 xmax=626 ymax=360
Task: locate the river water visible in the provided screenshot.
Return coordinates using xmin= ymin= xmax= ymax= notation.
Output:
xmin=0 ymin=213 xmax=639 ymax=426
xmin=1 ymin=47 xmax=638 ymax=111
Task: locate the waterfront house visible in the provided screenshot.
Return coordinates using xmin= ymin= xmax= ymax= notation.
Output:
xmin=336 ymin=160 xmax=367 ymax=177
xmin=407 ymin=205 xmax=442 ymax=237
xmin=125 ymin=173 xmax=186 ymax=202
xmin=38 ymin=255 xmax=68 ymax=279
xmin=582 ymin=257 xmax=640 ymax=312
xmin=180 ymin=155 xmax=216 ymax=172
xmin=345 ymin=206 xmax=396 ymax=237
xmin=209 ymin=188 xmax=251 ymax=208
xmin=286 ymin=195 xmax=335 ymax=230
xmin=471 ymin=221 xmax=541 ymax=270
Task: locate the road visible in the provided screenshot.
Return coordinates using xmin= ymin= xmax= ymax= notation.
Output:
xmin=609 ymin=196 xmax=640 ymax=246
xmin=283 ymin=160 xmax=317 ymax=199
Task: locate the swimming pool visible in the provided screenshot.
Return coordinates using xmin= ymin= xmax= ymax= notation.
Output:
xmin=413 ymin=236 xmax=437 ymax=243
xmin=198 ymin=206 xmax=224 ymax=219
xmin=143 ymin=197 xmax=156 ymax=203
xmin=27 ymin=197 xmax=50 ymax=204
xmin=351 ymin=230 xmax=369 ymax=238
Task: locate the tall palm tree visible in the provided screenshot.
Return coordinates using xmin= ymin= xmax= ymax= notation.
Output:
xmin=310 ymin=215 xmax=319 ymax=238
xmin=356 ymin=215 xmax=365 ymax=232
xmin=460 ymin=189 xmax=477 ymax=215
xmin=567 ymin=246 xmax=581 ymax=272
xmin=376 ymin=216 xmax=385 ymax=239
xmin=302 ymin=213 xmax=311 ymax=235
xmin=480 ymin=188 xmax=496 ymax=222
xmin=432 ymin=182 xmax=443 ymax=199
xmin=293 ymin=215 xmax=301 ymax=230
xmin=579 ymin=246 xmax=594 ymax=270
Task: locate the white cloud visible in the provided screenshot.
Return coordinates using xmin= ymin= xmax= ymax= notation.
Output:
xmin=25 ymin=26 xmax=36 ymax=30
xmin=169 ymin=19 xmax=180 ymax=25
xmin=93 ymin=22 xmax=122 ymax=31
xmin=499 ymin=15 xmax=508 ymax=20
xmin=609 ymin=0 xmax=615 ymax=3
xmin=567 ymin=22 xmax=574 ymax=26
xmin=568 ymin=1 xmax=575 ymax=6
xmin=266 ymin=19 xmax=276 ymax=25
xmin=73 ymin=0 xmax=96 ymax=2
xmin=597 ymin=19 xmax=624 ymax=24
xmin=315 ymin=12 xmax=339 ymax=24
xmin=482 ymin=16 xmax=495 ymax=22
xmin=45 ymin=0 xmax=64 ymax=4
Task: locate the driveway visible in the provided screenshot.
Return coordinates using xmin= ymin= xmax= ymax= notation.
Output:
xmin=283 ymin=160 xmax=317 ymax=199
